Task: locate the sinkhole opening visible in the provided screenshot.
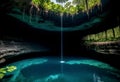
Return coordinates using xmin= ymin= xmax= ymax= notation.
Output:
xmin=9 ymin=0 xmax=108 ymax=28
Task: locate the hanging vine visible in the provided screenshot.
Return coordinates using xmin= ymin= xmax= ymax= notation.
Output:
xmin=14 ymin=0 xmax=102 ymax=20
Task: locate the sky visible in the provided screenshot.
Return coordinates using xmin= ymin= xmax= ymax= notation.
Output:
xmin=51 ymin=0 xmax=73 ymax=6
xmin=51 ymin=0 xmax=73 ymax=3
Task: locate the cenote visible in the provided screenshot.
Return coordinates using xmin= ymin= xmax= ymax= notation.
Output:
xmin=1 ymin=57 xmax=120 ymax=82
xmin=0 ymin=0 xmax=120 ymax=82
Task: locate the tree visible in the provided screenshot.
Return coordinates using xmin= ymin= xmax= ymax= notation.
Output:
xmin=64 ymin=2 xmax=71 ymax=8
xmin=56 ymin=0 xmax=68 ymax=3
xmin=112 ymin=28 xmax=115 ymax=38
xmin=72 ymin=0 xmax=81 ymax=5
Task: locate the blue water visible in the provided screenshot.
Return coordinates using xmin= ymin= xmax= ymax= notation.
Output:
xmin=1 ymin=58 xmax=120 ymax=82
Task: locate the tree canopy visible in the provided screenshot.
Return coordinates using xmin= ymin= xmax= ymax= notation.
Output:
xmin=16 ymin=0 xmax=101 ymax=15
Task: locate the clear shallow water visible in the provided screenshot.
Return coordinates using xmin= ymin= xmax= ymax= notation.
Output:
xmin=1 ymin=58 xmax=120 ymax=82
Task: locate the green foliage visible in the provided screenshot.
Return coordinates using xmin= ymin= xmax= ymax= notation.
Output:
xmin=30 ymin=0 xmax=101 ymax=15
xmin=14 ymin=0 xmax=102 ymax=17
xmin=84 ymin=26 xmax=120 ymax=42
xmin=56 ymin=0 xmax=68 ymax=3
xmin=15 ymin=0 xmax=101 ymax=15
xmin=0 ymin=68 xmax=7 ymax=74
xmin=32 ymin=0 xmax=41 ymax=6
xmin=0 ymin=73 xmax=4 ymax=79
xmin=43 ymin=2 xmax=52 ymax=11
xmin=64 ymin=2 xmax=71 ymax=8
xmin=72 ymin=0 xmax=82 ymax=5
xmin=6 ymin=66 xmax=17 ymax=72
xmin=68 ymin=6 xmax=78 ymax=15
xmin=0 ymin=66 xmax=17 ymax=79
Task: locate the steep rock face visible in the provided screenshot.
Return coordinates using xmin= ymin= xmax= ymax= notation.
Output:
xmin=85 ymin=40 xmax=120 ymax=55
xmin=0 ymin=40 xmax=47 ymax=64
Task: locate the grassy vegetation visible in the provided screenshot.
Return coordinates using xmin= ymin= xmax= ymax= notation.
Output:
xmin=83 ymin=26 xmax=120 ymax=42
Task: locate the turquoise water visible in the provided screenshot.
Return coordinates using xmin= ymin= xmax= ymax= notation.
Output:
xmin=1 ymin=58 xmax=120 ymax=82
